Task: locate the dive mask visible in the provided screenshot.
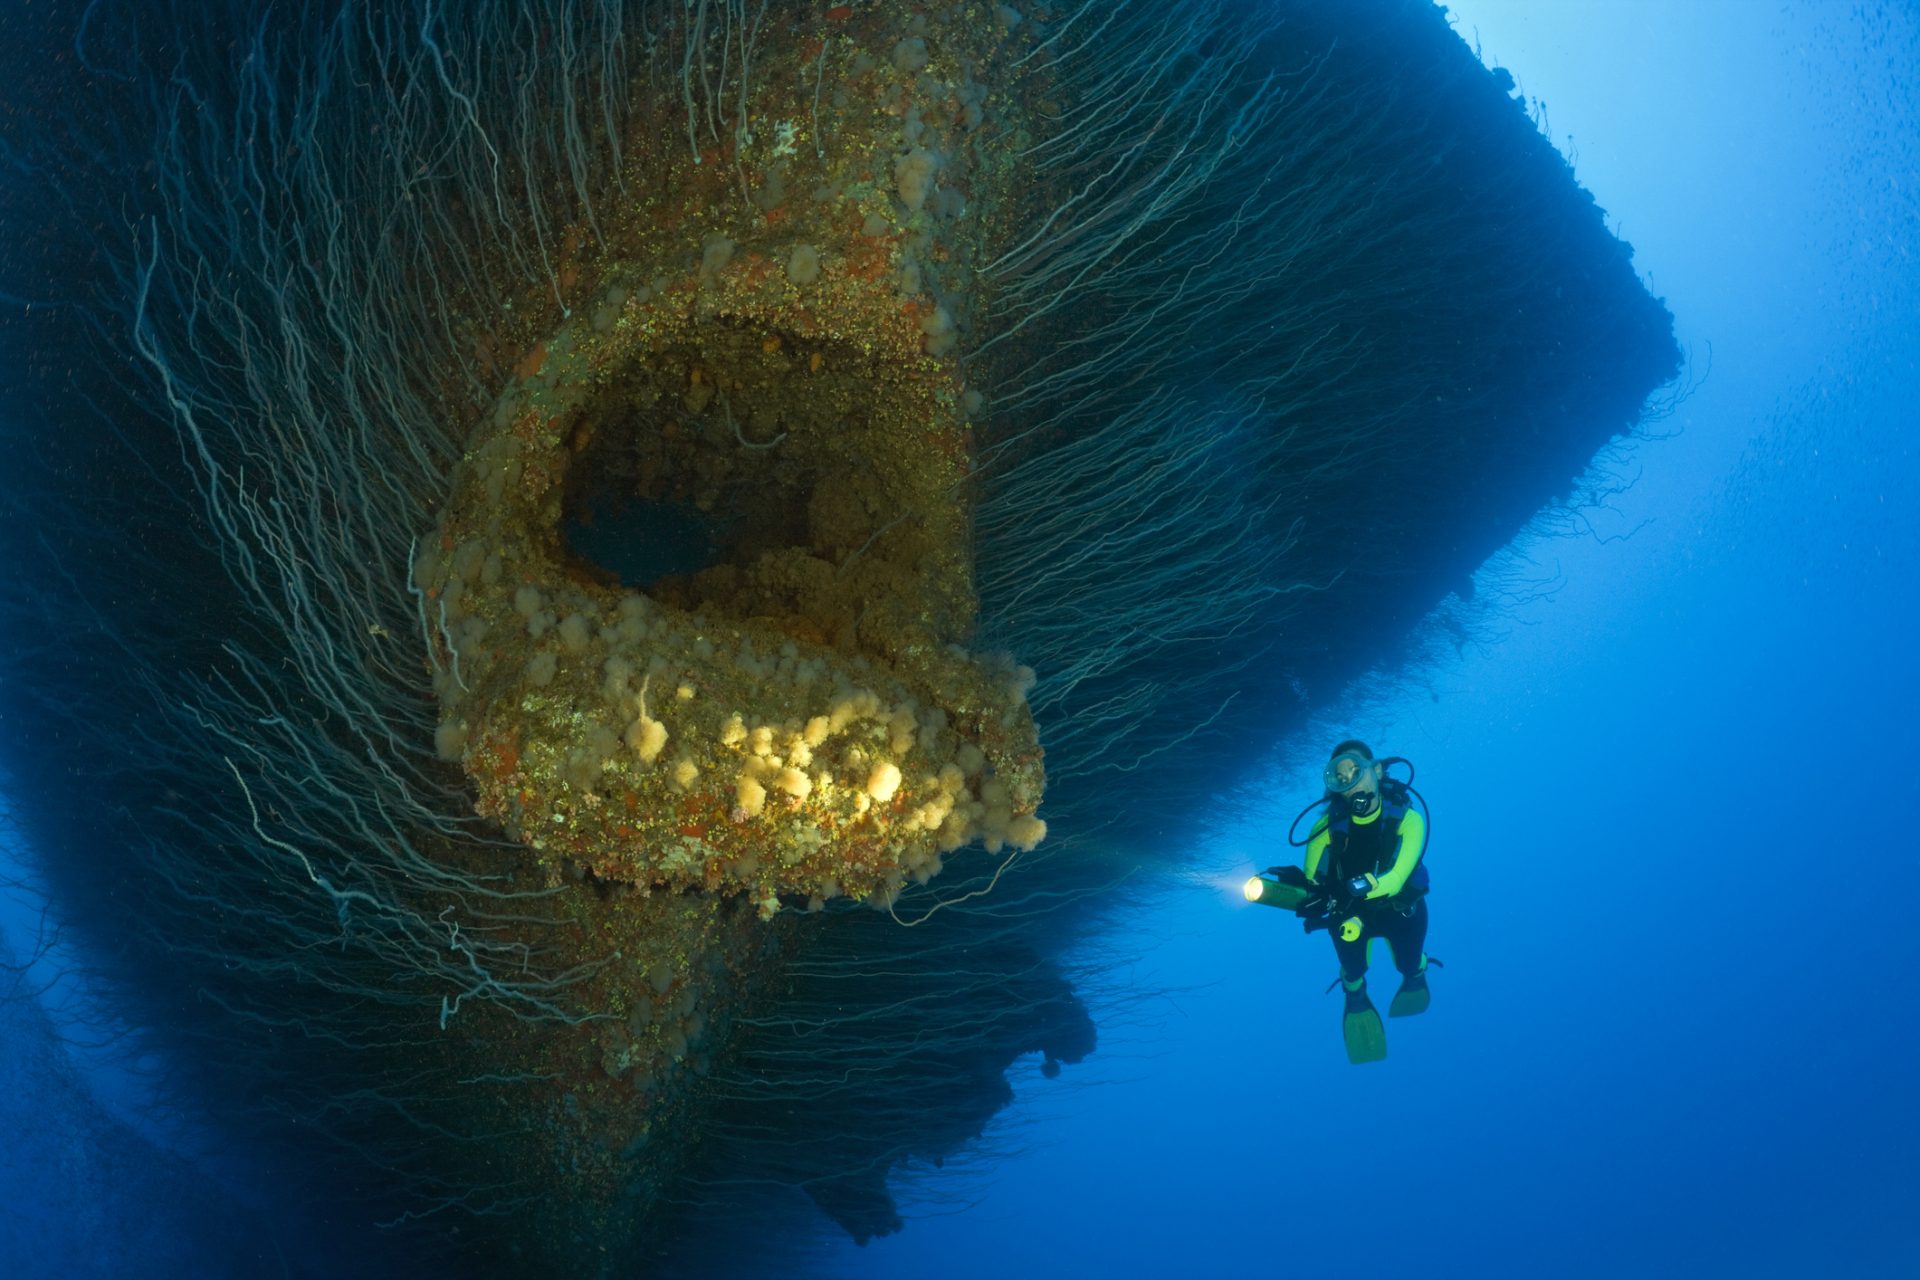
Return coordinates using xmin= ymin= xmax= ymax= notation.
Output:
xmin=1324 ymin=748 xmax=1378 ymax=816
xmin=1323 ymin=749 xmax=1372 ymax=795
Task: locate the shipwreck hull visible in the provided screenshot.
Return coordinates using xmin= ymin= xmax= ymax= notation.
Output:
xmin=0 ymin=2 xmax=1676 ymax=1274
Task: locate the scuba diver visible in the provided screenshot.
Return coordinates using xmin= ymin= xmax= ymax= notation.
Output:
xmin=1244 ymin=740 xmax=1435 ymax=1064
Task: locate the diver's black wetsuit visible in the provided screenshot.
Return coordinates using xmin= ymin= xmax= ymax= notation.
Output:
xmin=1305 ymin=794 xmax=1430 ymax=983
xmin=1333 ymin=896 xmax=1428 ymax=982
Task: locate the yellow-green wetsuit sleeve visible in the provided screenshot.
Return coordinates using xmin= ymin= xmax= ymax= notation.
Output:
xmin=1365 ymin=807 xmax=1427 ymax=899
xmin=1303 ymin=817 xmax=1331 ymax=883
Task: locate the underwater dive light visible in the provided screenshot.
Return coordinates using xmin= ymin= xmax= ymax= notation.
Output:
xmin=1243 ymin=869 xmax=1314 ymax=910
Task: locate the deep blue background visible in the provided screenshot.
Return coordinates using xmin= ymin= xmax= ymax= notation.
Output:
xmin=3 ymin=2 xmax=1916 ymax=1277
xmin=823 ymin=3 xmax=1920 ymax=1276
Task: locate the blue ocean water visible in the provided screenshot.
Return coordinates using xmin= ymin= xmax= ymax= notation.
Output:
xmin=0 ymin=2 xmax=1914 ymax=1278
xmin=823 ymin=3 xmax=1920 ymax=1277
